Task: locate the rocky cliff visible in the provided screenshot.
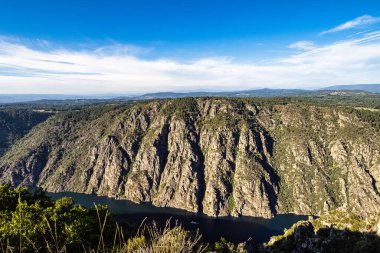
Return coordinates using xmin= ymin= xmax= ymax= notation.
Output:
xmin=264 ymin=209 xmax=380 ymax=253
xmin=0 ymin=98 xmax=379 ymax=218
xmin=0 ymin=109 xmax=52 ymax=156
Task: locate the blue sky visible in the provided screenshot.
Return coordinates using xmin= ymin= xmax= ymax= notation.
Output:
xmin=1 ymin=0 xmax=380 ymax=94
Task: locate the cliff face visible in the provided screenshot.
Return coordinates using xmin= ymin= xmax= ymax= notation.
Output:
xmin=0 ymin=109 xmax=51 ymax=156
xmin=0 ymin=98 xmax=379 ymax=218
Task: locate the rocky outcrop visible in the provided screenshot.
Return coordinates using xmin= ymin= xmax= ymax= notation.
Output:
xmin=264 ymin=209 xmax=380 ymax=253
xmin=0 ymin=98 xmax=379 ymax=218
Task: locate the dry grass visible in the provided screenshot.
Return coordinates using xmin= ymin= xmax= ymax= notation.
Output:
xmin=0 ymin=205 xmax=208 ymax=253
xmin=121 ymin=218 xmax=207 ymax=253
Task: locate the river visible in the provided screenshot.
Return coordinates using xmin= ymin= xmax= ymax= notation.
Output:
xmin=45 ymin=191 xmax=308 ymax=243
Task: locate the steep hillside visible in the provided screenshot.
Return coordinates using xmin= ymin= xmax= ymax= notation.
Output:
xmin=0 ymin=109 xmax=52 ymax=156
xmin=0 ymin=98 xmax=379 ymax=218
xmin=264 ymin=209 xmax=380 ymax=253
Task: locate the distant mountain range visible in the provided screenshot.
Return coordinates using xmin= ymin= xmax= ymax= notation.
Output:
xmin=1 ymin=84 xmax=379 ymax=104
xmin=322 ymin=84 xmax=380 ymax=93
xmin=134 ymin=88 xmax=307 ymax=99
xmin=0 ymin=94 xmax=125 ymax=104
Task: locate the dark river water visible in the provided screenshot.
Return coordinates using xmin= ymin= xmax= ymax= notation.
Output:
xmin=44 ymin=191 xmax=308 ymax=243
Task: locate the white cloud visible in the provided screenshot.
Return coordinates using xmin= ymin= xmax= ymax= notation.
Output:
xmin=322 ymin=15 xmax=380 ymax=35
xmin=289 ymin=41 xmax=316 ymax=51
xmin=1 ymin=32 xmax=380 ymax=94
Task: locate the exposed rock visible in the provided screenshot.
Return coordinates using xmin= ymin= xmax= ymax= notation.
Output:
xmin=264 ymin=210 xmax=380 ymax=253
xmin=293 ymin=221 xmax=314 ymax=242
xmin=0 ymin=98 xmax=379 ymax=218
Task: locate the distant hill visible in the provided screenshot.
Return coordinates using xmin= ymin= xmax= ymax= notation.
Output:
xmin=323 ymin=84 xmax=380 ymax=93
xmin=135 ymin=86 xmax=380 ymax=99
xmin=136 ymin=88 xmax=307 ymax=99
xmin=0 ymin=94 xmax=124 ymax=104
xmin=1 ymin=84 xmax=380 ymax=104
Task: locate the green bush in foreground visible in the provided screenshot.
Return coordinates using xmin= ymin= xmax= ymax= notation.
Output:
xmin=0 ymin=185 xmax=207 ymax=253
xmin=0 ymin=185 xmax=115 ymax=252
xmin=1 ymin=184 xmax=379 ymax=253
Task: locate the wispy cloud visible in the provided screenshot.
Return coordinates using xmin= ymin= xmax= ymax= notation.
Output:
xmin=1 ymin=32 xmax=380 ymax=94
xmin=321 ymin=15 xmax=380 ymax=35
xmin=289 ymin=41 xmax=316 ymax=51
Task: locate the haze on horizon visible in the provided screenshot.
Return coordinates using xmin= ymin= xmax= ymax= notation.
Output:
xmin=1 ymin=0 xmax=380 ymax=95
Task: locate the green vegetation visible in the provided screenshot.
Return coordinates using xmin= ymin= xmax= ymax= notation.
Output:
xmin=0 ymin=185 xmax=208 ymax=253
xmin=0 ymin=95 xmax=380 ymax=252
xmin=0 ymin=185 xmax=116 ymax=252
xmin=1 ymin=96 xmax=380 ymax=216
xmin=0 ymin=109 xmax=51 ymax=156
xmin=266 ymin=209 xmax=380 ymax=253
xmin=227 ymin=196 xmax=235 ymax=213
xmin=351 ymin=108 xmax=380 ymax=130
xmin=214 ymin=237 xmax=237 ymax=253
xmin=2 ymin=185 xmax=379 ymax=253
